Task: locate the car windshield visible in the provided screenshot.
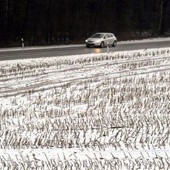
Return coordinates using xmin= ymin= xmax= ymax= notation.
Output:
xmin=91 ymin=33 xmax=104 ymax=38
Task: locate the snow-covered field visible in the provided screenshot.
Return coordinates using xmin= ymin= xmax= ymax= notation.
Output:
xmin=0 ymin=48 xmax=170 ymax=169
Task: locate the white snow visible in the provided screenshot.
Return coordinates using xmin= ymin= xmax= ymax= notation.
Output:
xmin=0 ymin=47 xmax=170 ymax=169
xmin=119 ymin=37 xmax=170 ymax=44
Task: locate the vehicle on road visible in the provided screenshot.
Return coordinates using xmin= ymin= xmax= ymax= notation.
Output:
xmin=85 ymin=32 xmax=117 ymax=48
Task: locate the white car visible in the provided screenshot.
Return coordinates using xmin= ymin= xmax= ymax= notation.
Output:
xmin=85 ymin=32 xmax=117 ymax=48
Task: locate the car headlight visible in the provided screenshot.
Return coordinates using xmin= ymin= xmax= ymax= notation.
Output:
xmin=85 ymin=39 xmax=88 ymax=43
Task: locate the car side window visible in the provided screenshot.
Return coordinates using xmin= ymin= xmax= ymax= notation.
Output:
xmin=109 ymin=34 xmax=113 ymax=37
xmin=105 ymin=34 xmax=109 ymax=39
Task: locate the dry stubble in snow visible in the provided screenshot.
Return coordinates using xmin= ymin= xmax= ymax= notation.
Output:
xmin=0 ymin=48 xmax=170 ymax=169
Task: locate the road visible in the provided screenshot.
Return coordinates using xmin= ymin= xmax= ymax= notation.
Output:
xmin=0 ymin=40 xmax=170 ymax=61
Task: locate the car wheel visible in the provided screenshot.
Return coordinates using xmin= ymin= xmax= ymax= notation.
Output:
xmin=86 ymin=44 xmax=90 ymax=48
xmin=112 ymin=41 xmax=117 ymax=47
xmin=100 ymin=41 xmax=105 ymax=48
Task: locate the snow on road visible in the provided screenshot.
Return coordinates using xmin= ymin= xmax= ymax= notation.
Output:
xmin=0 ymin=37 xmax=170 ymax=52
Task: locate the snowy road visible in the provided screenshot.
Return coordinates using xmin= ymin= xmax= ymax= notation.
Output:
xmin=0 ymin=38 xmax=170 ymax=61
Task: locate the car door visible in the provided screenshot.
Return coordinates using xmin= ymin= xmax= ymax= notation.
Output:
xmin=103 ymin=34 xmax=109 ymax=45
xmin=102 ymin=34 xmax=106 ymax=45
xmin=108 ymin=33 xmax=114 ymax=45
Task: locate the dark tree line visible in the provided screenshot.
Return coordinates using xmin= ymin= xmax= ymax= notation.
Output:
xmin=0 ymin=0 xmax=169 ymax=47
